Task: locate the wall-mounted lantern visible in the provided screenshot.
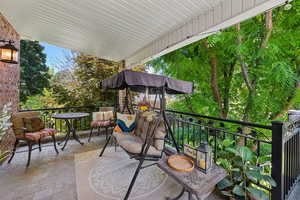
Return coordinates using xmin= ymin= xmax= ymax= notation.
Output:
xmin=0 ymin=40 xmax=18 ymax=64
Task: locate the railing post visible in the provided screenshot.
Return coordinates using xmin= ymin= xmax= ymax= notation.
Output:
xmin=271 ymin=121 xmax=284 ymax=200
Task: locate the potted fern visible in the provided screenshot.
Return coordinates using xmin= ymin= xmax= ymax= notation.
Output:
xmin=217 ymin=146 xmax=276 ymax=200
xmin=0 ymin=103 xmax=13 ymax=165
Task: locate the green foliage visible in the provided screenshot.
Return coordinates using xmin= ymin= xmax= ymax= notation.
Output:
xmin=20 ymin=89 xmax=62 ymax=109
xmin=50 ymin=54 xmax=119 ymax=107
xmin=20 ymin=40 xmax=50 ymax=103
xmin=217 ymin=146 xmax=276 ymax=200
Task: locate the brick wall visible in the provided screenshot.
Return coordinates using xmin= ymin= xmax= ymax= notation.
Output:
xmin=0 ymin=13 xmax=20 ymax=155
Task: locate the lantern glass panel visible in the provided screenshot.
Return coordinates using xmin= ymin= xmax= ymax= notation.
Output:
xmin=1 ymin=48 xmax=12 ymax=60
xmin=12 ymin=50 xmax=18 ymax=62
xmin=197 ymin=150 xmax=206 ymax=170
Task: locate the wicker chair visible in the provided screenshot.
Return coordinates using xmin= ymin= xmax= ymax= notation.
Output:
xmin=88 ymin=107 xmax=115 ymax=142
xmin=8 ymin=111 xmax=59 ymax=167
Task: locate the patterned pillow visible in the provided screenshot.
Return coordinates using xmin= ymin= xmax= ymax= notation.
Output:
xmin=114 ymin=125 xmax=122 ymax=133
xmin=116 ymin=113 xmax=136 ymax=132
xmin=24 ymin=117 xmax=45 ymax=132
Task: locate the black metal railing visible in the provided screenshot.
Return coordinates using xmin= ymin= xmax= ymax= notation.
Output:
xmin=164 ymin=109 xmax=274 ymax=197
xmin=19 ymin=106 xmax=100 ymax=135
xmin=19 ymin=105 xmax=300 ymax=199
xmin=277 ymin=119 xmax=300 ymax=199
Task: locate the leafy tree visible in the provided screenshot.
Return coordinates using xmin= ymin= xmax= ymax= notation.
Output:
xmin=51 ymin=53 xmax=120 ymax=106
xmin=150 ymin=1 xmax=300 ymax=124
xmin=20 ymin=40 xmax=50 ymax=102
xmin=20 ymin=88 xmax=62 ymax=110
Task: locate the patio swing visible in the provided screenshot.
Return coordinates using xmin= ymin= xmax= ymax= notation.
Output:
xmin=98 ymin=70 xmax=194 ymax=200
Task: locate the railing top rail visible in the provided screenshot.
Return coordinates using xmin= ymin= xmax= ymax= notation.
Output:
xmin=20 ymin=105 xmax=272 ymax=130
xmin=165 ymin=109 xmax=272 ymax=130
xmin=19 ymin=105 xmax=98 ymax=112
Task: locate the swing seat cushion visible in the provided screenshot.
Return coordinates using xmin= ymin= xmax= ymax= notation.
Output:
xmin=112 ymin=112 xmax=167 ymax=157
xmin=113 ymin=132 xmax=162 ymax=156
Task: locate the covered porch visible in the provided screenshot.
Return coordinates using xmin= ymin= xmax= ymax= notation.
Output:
xmin=0 ymin=0 xmax=299 ymax=200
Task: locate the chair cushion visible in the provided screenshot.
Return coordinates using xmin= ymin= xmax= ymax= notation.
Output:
xmin=116 ymin=134 xmax=161 ymax=157
xmin=113 ymin=131 xmax=139 ymax=142
xmin=16 ymin=128 xmax=57 ymax=141
xmin=153 ymin=121 xmax=167 ymax=151
xmin=91 ymin=120 xmax=112 ymax=127
xmin=92 ymin=111 xmax=114 ymax=121
xmin=135 ymin=114 xmax=145 ymax=136
xmin=140 ymin=120 xmax=151 ymax=142
xmin=136 ymin=115 xmax=166 ymax=151
xmin=12 ymin=111 xmax=41 ymax=136
xmin=99 ymin=107 xmax=114 ymax=112
xmin=24 ymin=116 xmax=45 ymax=132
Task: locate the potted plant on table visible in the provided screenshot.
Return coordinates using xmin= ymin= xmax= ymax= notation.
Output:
xmin=217 ymin=146 xmax=276 ymax=200
xmin=0 ymin=103 xmax=13 ymax=165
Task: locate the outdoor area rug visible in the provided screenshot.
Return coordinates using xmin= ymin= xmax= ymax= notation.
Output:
xmin=74 ymin=147 xmax=183 ymax=200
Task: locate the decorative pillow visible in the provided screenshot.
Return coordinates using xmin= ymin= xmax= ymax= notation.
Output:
xmin=114 ymin=125 xmax=122 ymax=133
xmin=93 ymin=111 xmax=114 ymax=121
xmin=116 ymin=113 xmax=136 ymax=132
xmin=24 ymin=117 xmax=45 ymax=132
xmin=103 ymin=111 xmax=114 ymax=120
xmin=93 ymin=112 xmax=104 ymax=121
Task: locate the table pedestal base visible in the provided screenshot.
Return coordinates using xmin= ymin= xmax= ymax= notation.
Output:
xmin=59 ymin=119 xmax=84 ymax=151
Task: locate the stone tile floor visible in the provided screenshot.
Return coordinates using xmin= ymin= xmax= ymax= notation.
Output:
xmin=0 ymin=133 xmax=224 ymax=200
xmin=0 ymin=134 xmax=106 ymax=200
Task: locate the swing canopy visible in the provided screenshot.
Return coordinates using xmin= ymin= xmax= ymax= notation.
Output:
xmin=101 ymin=70 xmax=194 ymax=94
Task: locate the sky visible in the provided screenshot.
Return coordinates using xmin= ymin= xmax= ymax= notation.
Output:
xmin=40 ymin=42 xmax=72 ymax=70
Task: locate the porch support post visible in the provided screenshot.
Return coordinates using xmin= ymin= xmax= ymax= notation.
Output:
xmin=271 ymin=121 xmax=284 ymax=200
xmin=118 ymin=60 xmax=126 ymax=112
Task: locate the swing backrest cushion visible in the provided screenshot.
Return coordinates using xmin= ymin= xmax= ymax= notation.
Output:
xmin=137 ymin=113 xmax=166 ymax=151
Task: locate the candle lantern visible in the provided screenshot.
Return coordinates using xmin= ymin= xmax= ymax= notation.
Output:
xmin=196 ymin=142 xmax=212 ymax=173
xmin=0 ymin=40 xmax=19 ymax=64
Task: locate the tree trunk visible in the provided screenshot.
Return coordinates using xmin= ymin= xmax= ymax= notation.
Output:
xmin=210 ymin=55 xmax=224 ymax=117
xmin=237 ymin=10 xmax=273 ymax=122
xmin=223 ymin=63 xmax=235 ymax=118
xmin=203 ymin=40 xmax=225 ymax=118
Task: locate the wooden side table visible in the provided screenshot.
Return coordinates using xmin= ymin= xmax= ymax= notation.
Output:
xmin=157 ymin=155 xmax=227 ymax=200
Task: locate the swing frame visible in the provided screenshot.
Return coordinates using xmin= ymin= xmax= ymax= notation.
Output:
xmin=99 ymin=70 xmax=193 ymax=200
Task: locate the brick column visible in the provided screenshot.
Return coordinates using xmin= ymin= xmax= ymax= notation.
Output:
xmin=0 ymin=13 xmax=20 ymax=157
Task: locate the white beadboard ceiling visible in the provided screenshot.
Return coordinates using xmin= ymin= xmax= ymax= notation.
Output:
xmin=0 ymin=0 xmax=287 ymax=67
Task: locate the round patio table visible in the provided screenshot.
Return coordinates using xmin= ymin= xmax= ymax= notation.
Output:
xmin=52 ymin=112 xmax=90 ymax=151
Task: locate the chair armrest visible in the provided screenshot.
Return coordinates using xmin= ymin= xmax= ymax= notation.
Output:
xmin=13 ymin=127 xmax=27 ymax=138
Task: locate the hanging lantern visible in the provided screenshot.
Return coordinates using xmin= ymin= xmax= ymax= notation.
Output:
xmin=196 ymin=142 xmax=212 ymax=173
xmin=0 ymin=40 xmax=18 ymax=64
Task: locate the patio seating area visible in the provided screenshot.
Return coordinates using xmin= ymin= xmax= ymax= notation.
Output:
xmin=1 ymin=1 xmax=300 ymax=200
xmin=0 ymin=134 xmax=224 ymax=200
